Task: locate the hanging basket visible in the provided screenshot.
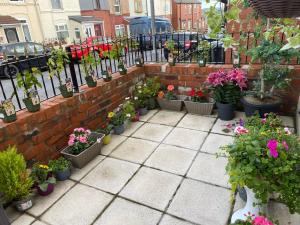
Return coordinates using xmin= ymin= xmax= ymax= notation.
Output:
xmin=248 ymin=0 xmax=300 ymax=18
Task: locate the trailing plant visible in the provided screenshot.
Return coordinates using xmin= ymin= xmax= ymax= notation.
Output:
xmin=31 ymin=164 xmax=56 ymax=192
xmin=81 ymin=53 xmax=98 ymax=77
xmin=48 ymin=157 xmax=71 ymax=173
xmin=16 ymin=68 xmax=42 ymax=99
xmin=67 ymin=128 xmax=96 ymax=155
xmin=0 ymin=146 xmax=33 ymax=203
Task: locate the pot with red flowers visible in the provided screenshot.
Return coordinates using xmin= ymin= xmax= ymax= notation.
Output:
xmin=221 ymin=113 xmax=300 ymax=222
xmin=31 ymin=164 xmax=56 ymax=196
xmin=157 ymin=85 xmax=182 ymax=111
xmin=184 ymin=88 xmax=214 ymax=115
xmin=206 ymin=69 xmax=247 ymax=121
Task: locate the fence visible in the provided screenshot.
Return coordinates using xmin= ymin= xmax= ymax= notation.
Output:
xmin=0 ymin=32 xmax=299 ymax=111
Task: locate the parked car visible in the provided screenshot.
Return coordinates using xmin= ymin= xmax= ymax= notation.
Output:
xmin=67 ymin=36 xmax=113 ymax=61
xmin=0 ymin=42 xmax=50 ymax=79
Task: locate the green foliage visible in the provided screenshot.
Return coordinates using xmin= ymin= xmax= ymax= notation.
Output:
xmin=0 ymin=146 xmax=33 ymax=203
xmin=223 ymin=114 xmax=300 ymax=214
xmin=144 ymin=76 xmax=161 ymax=97
xmin=197 ymin=40 xmax=210 ymax=60
xmin=165 ymin=40 xmax=175 ymax=51
xmin=16 ymin=68 xmax=42 ymax=98
xmin=31 ymin=164 xmax=56 ymax=192
xmin=97 ymin=123 xmax=113 ymax=135
xmin=212 ymin=83 xmax=241 ymax=104
xmin=48 ymin=157 xmax=71 ymax=173
xmin=47 ymin=48 xmax=69 ymax=85
xmin=205 ymin=5 xmax=223 ymax=39
xmin=81 ymin=53 xmax=98 ymax=77
xmin=103 ymin=40 xmax=125 ymax=60
xmin=108 ymin=110 xmax=126 ymax=127
xmin=133 ymin=84 xmax=150 ymax=108
xmin=123 ymin=99 xmax=136 ymax=119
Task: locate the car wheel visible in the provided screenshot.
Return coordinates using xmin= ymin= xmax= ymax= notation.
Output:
xmin=4 ymin=64 xmax=19 ymax=79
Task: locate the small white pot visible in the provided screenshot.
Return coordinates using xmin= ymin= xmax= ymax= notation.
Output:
xmin=231 ymin=187 xmax=267 ymax=223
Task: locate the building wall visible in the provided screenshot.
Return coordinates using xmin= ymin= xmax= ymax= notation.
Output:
xmin=0 ymin=0 xmax=44 ymax=43
xmin=128 ymin=0 xmax=147 ymax=17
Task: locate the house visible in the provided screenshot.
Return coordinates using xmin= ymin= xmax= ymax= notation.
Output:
xmin=127 ymin=0 xmax=172 ymax=18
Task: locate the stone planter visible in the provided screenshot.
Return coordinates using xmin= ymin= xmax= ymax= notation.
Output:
xmin=23 ymin=97 xmax=40 ymax=112
xmin=114 ymin=124 xmax=125 ymax=135
xmin=216 ymin=102 xmax=234 ymax=121
xmin=37 ymin=183 xmax=55 ymax=196
xmin=184 ymin=99 xmax=214 ymax=115
xmin=59 ymin=84 xmax=73 ymax=98
xmin=157 ymin=98 xmax=182 ymax=111
xmin=55 ymin=168 xmax=71 ymax=181
xmin=85 ymin=76 xmax=97 ymax=87
xmin=103 ymin=134 xmax=112 ymax=145
xmin=138 ymin=107 xmax=148 ymax=116
xmin=61 ymin=132 xmax=104 ymax=168
xmin=13 ymin=197 xmax=33 ymax=212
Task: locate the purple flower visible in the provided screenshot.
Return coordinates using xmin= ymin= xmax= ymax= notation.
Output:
xmin=239 ymin=118 xmax=244 ymax=126
xmin=267 ymin=139 xmax=278 ymax=158
xmin=261 ymin=118 xmax=267 ymax=124
xmin=282 ymin=141 xmax=289 ymax=151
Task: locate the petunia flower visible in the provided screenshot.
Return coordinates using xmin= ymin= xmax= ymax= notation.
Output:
xmin=267 ymin=139 xmax=278 ymax=158
xmin=282 ymin=141 xmax=289 ymax=151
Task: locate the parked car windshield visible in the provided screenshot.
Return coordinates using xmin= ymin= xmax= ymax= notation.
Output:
xmin=5 ymin=43 xmax=25 ymax=54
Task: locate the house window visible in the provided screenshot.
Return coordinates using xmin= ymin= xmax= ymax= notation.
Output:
xmin=55 ymin=24 xmax=69 ymax=41
xmin=95 ymin=0 xmax=101 ymax=9
xmin=114 ymin=0 xmax=121 ymax=14
xmin=22 ymin=23 xmax=32 ymax=41
xmin=134 ymin=0 xmax=142 ymax=13
xmin=115 ymin=24 xmax=125 ymax=37
xmin=51 ymin=0 xmax=62 ymax=9
xmin=75 ymin=28 xmax=81 ymax=39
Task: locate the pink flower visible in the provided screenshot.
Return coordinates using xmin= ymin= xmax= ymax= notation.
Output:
xmin=253 ymin=216 xmax=274 ymax=225
xmin=234 ymin=126 xmax=249 ymax=135
xmin=68 ymin=139 xmax=74 ymax=146
xmin=282 ymin=141 xmax=289 ymax=151
xmin=85 ymin=129 xmax=91 ymax=135
xmin=79 ymin=136 xmax=87 ymax=143
xmin=284 ymin=127 xmax=291 ymax=135
xmin=267 ymin=139 xmax=278 ymax=158
xmin=261 ymin=118 xmax=267 ymax=124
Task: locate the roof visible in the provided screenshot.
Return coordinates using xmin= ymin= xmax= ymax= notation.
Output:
xmin=69 ymin=16 xmax=103 ymax=23
xmin=0 ymin=16 xmax=24 ymax=25
xmin=174 ymin=0 xmax=201 ymax=3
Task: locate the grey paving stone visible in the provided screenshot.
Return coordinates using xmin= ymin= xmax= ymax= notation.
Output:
xmin=132 ymin=123 xmax=173 ymax=142
xmin=177 ymin=114 xmax=216 ymax=132
xmin=168 ymin=178 xmax=231 ymax=225
xmin=42 ymin=184 xmax=113 ymax=225
xmin=28 ymin=180 xmax=75 ymax=216
xmin=139 ymin=109 xmax=158 ymax=122
xmin=145 ymin=144 xmax=196 ymax=175
xmin=123 ymin=121 xmax=144 ymax=136
xmin=111 ymin=137 xmax=159 ymax=164
xmin=163 ymin=127 xmax=207 ymax=150
xmin=11 ymin=214 xmax=35 ymax=225
xmin=5 ymin=206 xmax=21 ymax=223
xmin=101 ymin=135 xmax=127 ymax=155
xmin=149 ymin=110 xmax=186 ymax=126
xmin=268 ymin=201 xmax=300 ymax=225
xmin=280 ymin=116 xmax=295 ymax=128
xmin=94 ymin=198 xmax=162 ymax=225
xmin=81 ymin=157 xmax=139 ymax=194
xmin=70 ymin=155 xmax=105 ymax=181
xmin=211 ymin=118 xmax=241 ymax=136
xmin=31 ymin=221 xmax=48 ymax=225
xmin=120 ymin=167 xmax=182 ymax=210
xmin=200 ymin=133 xmax=234 ymax=155
xmin=187 ymin=152 xmax=230 ymax=188
xmin=160 ymin=215 xmax=195 ymax=225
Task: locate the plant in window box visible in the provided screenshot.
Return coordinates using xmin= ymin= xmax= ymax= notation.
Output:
xmin=0 ymin=94 xmax=17 ymax=123
xmin=47 ymin=48 xmax=73 ymax=98
xmin=16 ymin=68 xmax=42 ymax=112
xmin=206 ymin=69 xmax=247 ymax=121
xmin=0 ymin=146 xmax=34 ymax=212
xmin=48 ymin=157 xmax=71 ymax=181
xmin=197 ymin=40 xmax=210 ymax=67
xmin=133 ymin=85 xmax=149 ymax=116
xmin=108 ymin=109 xmax=127 ymax=135
xmin=184 ymin=88 xmax=215 ymax=115
xmin=144 ymin=76 xmax=161 ymax=110
xmin=157 ymin=85 xmax=182 ymax=111
xmin=31 ymin=163 xmax=56 ymax=196
xmin=81 ymin=53 xmax=98 ymax=87
xmin=97 ymin=122 xmax=113 ymax=145
xmin=61 ymin=127 xmax=104 ymax=168
xmin=102 ymin=67 xmax=112 ymax=82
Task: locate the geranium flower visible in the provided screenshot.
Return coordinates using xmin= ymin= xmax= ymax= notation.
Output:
xmin=267 ymin=139 xmax=278 ymax=158
xmin=234 ymin=126 xmax=248 ymax=135
xmin=196 ymin=90 xmax=204 ymax=97
xmin=189 ymin=89 xmax=196 ymax=97
xmin=167 ymin=85 xmax=174 ymax=91
xmin=158 ymin=91 xmax=165 ymax=99
xmin=79 ymin=136 xmax=87 ymax=143
xmin=68 ymin=138 xmax=75 ymax=146
xmin=282 ymin=141 xmax=289 ymax=151
xmin=253 ymin=216 xmax=274 ymax=225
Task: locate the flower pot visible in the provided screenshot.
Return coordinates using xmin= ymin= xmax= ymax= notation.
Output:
xmin=241 ymin=96 xmax=281 ymax=118
xmin=184 ymin=99 xmax=214 ymax=115
xmin=103 ymin=134 xmax=112 ymax=145
xmin=103 ymin=77 xmax=112 ymax=82
xmin=157 ymin=98 xmax=182 ymax=111
xmin=131 ymin=112 xmax=140 ymax=122
xmin=138 ymin=107 xmax=148 ymax=116
xmin=147 ymin=97 xmax=157 ymax=110
xmin=55 ymin=168 xmax=71 ymax=181
xmin=231 ymin=187 xmax=267 ymax=223
xmin=37 ymin=183 xmax=55 ymax=196
xmin=135 ymin=58 xmax=144 ymax=67
xmin=216 ymin=102 xmax=234 ymax=121
xmin=0 ymin=109 xmax=17 ymax=123
xmin=0 ymin=205 xmax=10 ymax=224
xmin=13 ymin=197 xmax=33 ymax=212
xmin=118 ymin=66 xmax=127 ymax=75
xmin=102 ymin=71 xmax=112 ymax=82
xmin=59 ymin=84 xmax=73 ymax=98
xmin=114 ymin=124 xmax=125 ymax=135
xmin=23 ymin=97 xmax=40 ymax=112
xmin=198 ymin=58 xmax=206 ymax=67
xmin=85 ymin=76 xmax=97 ymax=87
xmin=61 ymin=132 xmax=104 ymax=168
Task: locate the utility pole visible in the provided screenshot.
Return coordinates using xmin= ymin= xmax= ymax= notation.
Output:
xmin=150 ymin=0 xmax=156 ymax=51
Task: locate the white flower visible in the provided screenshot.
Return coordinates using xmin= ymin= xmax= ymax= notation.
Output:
xmin=144 ymin=83 xmax=147 ymax=87
xmin=125 ymin=97 xmax=130 ymax=100
xmin=126 ymin=113 xmax=131 ymax=118
xmin=137 ymin=85 xmax=142 ymax=89
xmin=284 ymin=127 xmax=291 ymax=135
xmin=138 ymin=90 xmax=142 ymax=93
xmin=97 ymin=138 xmax=102 ymax=143
xmin=134 ymin=96 xmax=138 ymax=100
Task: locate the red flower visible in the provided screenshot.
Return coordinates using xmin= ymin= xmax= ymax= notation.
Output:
xmin=167 ymin=85 xmax=174 ymax=91
xmin=189 ymin=89 xmax=196 ymax=97
xmin=196 ymin=90 xmax=204 ymax=97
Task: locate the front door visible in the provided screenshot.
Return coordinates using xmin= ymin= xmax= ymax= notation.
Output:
xmin=4 ymin=28 xmax=19 ymax=43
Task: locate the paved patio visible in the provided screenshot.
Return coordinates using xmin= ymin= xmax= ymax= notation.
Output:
xmin=7 ymin=110 xmax=300 ymax=225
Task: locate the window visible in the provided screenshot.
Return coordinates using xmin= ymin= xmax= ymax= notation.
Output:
xmin=55 ymin=24 xmax=69 ymax=41
xmin=75 ymin=28 xmax=81 ymax=39
xmin=134 ymin=0 xmax=142 ymax=13
xmin=22 ymin=23 xmax=32 ymax=42
xmin=51 ymin=0 xmax=62 ymax=9
xmin=114 ymin=0 xmax=121 ymax=14
xmin=95 ymin=0 xmax=101 ymax=9
xmin=188 ymin=20 xmax=192 ymax=30
xmin=115 ymin=24 xmax=125 ymax=37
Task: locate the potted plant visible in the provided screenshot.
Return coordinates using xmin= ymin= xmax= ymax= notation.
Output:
xmin=197 ymin=40 xmax=210 ymax=67
xmin=48 ymin=157 xmax=71 ymax=181
xmin=31 ymin=163 xmax=56 ymax=196
xmin=81 ymin=53 xmax=98 ymax=87
xmin=61 ymin=127 xmax=104 ymax=168
xmin=135 ymin=57 xmax=144 ymax=67
xmin=48 ymin=48 xmax=73 ymax=98
xmin=157 ymin=85 xmax=182 ymax=111
xmin=16 ymin=68 xmax=42 ymax=112
xmin=0 ymin=146 xmax=33 ymax=212
xmin=133 ymin=85 xmax=149 ymax=116
xmin=108 ymin=109 xmax=126 ymax=135
xmin=222 ymin=113 xmax=300 ymax=222
xmin=104 ymin=40 xmax=127 ymax=74
xmin=184 ymin=88 xmax=215 ymax=115
xmin=165 ymin=40 xmax=176 ymax=66
xmin=123 ymin=98 xmax=139 ymax=121
xmin=230 ymin=215 xmax=276 ymax=225
xmin=97 ymin=123 xmax=113 ymax=145
xmin=102 ymin=67 xmax=112 ymax=82
xmin=144 ymin=76 xmax=161 ymax=110
xmin=206 ymin=69 xmax=247 ymax=121
xmin=0 ymin=96 xmax=17 ymax=123
xmin=118 ymin=58 xmax=127 ymax=75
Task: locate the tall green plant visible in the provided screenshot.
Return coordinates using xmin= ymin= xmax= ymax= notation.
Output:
xmin=47 ymin=48 xmax=69 ymax=85
xmin=16 ymin=68 xmax=42 ymax=98
xmin=0 ymin=146 xmax=33 ymax=203
xmin=81 ymin=53 xmax=98 ymax=77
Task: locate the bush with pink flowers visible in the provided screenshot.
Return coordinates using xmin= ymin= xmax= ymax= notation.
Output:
xmin=68 ymin=128 xmax=95 ymax=155
xmin=230 ymin=215 xmax=276 ymax=225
